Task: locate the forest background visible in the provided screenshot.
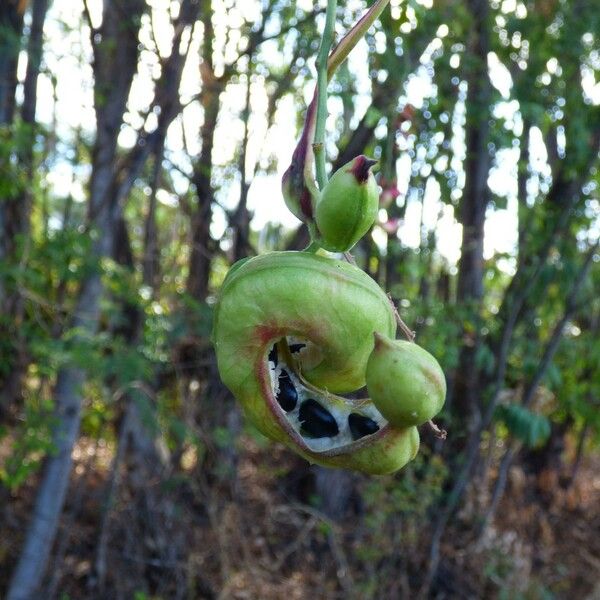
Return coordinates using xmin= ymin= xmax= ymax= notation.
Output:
xmin=0 ymin=0 xmax=599 ymax=598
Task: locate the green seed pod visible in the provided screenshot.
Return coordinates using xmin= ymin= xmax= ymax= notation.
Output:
xmin=213 ymin=251 xmax=420 ymax=475
xmin=315 ymin=155 xmax=379 ymax=252
xmin=366 ymin=333 xmax=446 ymax=428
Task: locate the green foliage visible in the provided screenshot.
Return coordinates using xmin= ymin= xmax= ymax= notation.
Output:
xmin=484 ymin=543 xmax=558 ymax=600
xmin=361 ymin=449 xmax=447 ymax=544
xmin=349 ymin=449 xmax=448 ymax=596
xmin=495 ymin=403 xmax=551 ymax=449
xmin=0 ymin=127 xmax=27 ymax=199
xmin=0 ymin=396 xmax=56 ymax=491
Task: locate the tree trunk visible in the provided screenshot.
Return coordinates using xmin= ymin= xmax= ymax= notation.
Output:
xmin=187 ymin=187 xmax=216 ymax=302
xmin=0 ymin=0 xmax=24 ymax=125
xmin=142 ymin=149 xmax=163 ymax=293
xmin=6 ymin=3 xmax=145 ymax=596
xmin=186 ymin=4 xmax=224 ymax=301
xmin=0 ymin=0 xmax=26 ymax=307
xmin=450 ymin=0 xmax=491 ymax=435
xmin=232 ymin=76 xmax=252 ymax=262
xmin=0 ymin=0 xmax=50 ymax=415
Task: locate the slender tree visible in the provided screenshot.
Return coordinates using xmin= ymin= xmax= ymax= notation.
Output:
xmin=7 ymin=2 xmax=146 ymax=595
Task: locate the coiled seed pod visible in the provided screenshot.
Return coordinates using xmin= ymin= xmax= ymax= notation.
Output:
xmin=213 ymin=252 xmax=421 ymax=474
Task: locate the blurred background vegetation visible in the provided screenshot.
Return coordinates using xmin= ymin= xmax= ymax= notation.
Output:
xmin=0 ymin=0 xmax=599 ymax=598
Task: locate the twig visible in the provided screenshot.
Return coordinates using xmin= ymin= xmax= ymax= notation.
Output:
xmin=92 ymin=380 xmax=158 ymax=591
xmin=475 ymin=442 xmax=517 ymax=541
xmin=93 ymin=403 xmax=133 ymax=591
xmin=427 ymin=420 xmax=447 ymax=440
xmin=46 ymin=439 xmax=99 ymax=598
xmin=277 ymin=501 xmax=354 ymax=594
xmin=567 ymin=420 xmax=590 ymax=488
xmin=82 ymin=0 xmax=98 ymax=36
xmin=387 ymin=293 xmax=416 ymax=342
xmin=231 ymin=7 xmax=326 ymax=65
xmin=343 ymin=251 xmax=357 ymax=265
xmin=476 ymin=240 xmax=599 ymax=537
xmin=271 ymin=516 xmax=318 ymax=571
xmin=327 ymin=529 xmax=355 ymax=597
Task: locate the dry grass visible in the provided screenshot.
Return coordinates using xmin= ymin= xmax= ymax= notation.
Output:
xmin=1 ymin=434 xmax=599 ymax=599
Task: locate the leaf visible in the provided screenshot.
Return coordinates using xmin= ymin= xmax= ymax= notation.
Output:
xmin=496 ymin=403 xmax=551 ymax=448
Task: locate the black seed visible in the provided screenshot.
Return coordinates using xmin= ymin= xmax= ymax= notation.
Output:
xmin=289 ymin=343 xmax=306 ymax=353
xmin=299 ymin=399 xmax=339 ymax=438
xmin=348 ymin=413 xmax=380 ymax=440
xmin=276 ymin=370 xmax=297 ymax=412
xmin=268 ymin=344 xmax=278 ymax=366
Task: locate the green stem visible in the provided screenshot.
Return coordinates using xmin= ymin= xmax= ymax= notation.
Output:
xmin=304 ymin=240 xmax=322 ymax=253
xmin=314 ymin=0 xmax=338 ymax=191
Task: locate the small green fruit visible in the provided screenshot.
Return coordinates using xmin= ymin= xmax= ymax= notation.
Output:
xmin=366 ymin=333 xmax=446 ymax=427
xmin=316 ymin=156 xmax=379 ymax=252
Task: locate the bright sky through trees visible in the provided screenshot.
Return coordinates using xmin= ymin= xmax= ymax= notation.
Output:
xmin=24 ymin=0 xmax=600 ymax=269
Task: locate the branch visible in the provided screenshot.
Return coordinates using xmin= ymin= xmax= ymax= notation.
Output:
xmin=521 ymin=239 xmax=599 ymax=409
xmin=478 ymin=239 xmax=598 ymax=534
xmin=231 ymin=7 xmax=326 ymax=66
xmin=82 ymin=0 xmax=99 ymax=36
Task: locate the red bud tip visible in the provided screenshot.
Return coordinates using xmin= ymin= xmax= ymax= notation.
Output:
xmin=350 ymin=155 xmax=378 ymax=183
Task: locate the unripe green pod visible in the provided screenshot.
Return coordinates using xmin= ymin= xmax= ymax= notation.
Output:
xmin=213 ymin=251 xmax=420 ymax=474
xmin=315 ymin=155 xmax=379 ymax=252
xmin=366 ymin=333 xmax=446 ymax=428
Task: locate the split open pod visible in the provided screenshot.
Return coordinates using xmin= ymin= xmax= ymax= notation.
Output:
xmin=213 ymin=251 xmax=446 ymax=475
